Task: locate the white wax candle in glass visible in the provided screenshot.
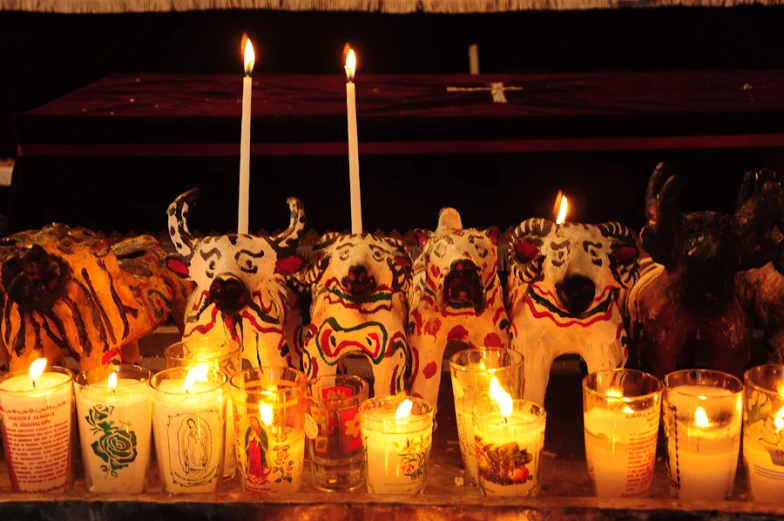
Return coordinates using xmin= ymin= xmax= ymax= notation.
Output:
xmin=662 ymin=369 xmax=742 ymax=501
xmin=582 ymin=369 xmax=662 ymax=499
xmin=150 ymin=364 xmax=227 ymax=494
xmin=472 ymin=378 xmax=546 ymax=496
xmin=743 ymin=364 xmax=784 ymax=502
xmin=0 ymin=358 xmax=75 ymax=493
xmin=359 ymin=395 xmax=434 ymax=494
xmin=449 ymin=348 xmax=524 ymax=486
xmin=75 ymin=364 xmax=152 ymax=493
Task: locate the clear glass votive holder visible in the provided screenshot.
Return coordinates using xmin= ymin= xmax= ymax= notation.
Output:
xmin=582 ymin=368 xmax=662 ymax=499
xmin=0 ymin=365 xmax=75 ymax=493
xmin=231 ymin=366 xmax=307 ymax=495
xmin=75 ymin=364 xmax=152 ymax=493
xmin=449 ymin=347 xmax=524 ymax=486
xmin=743 ymin=364 xmax=784 ymax=502
xmin=472 ymin=397 xmax=545 ymax=496
xmin=663 ymin=369 xmax=742 ymax=500
xmin=165 ymin=338 xmax=241 ymax=479
xmin=307 ymin=374 xmax=369 ymax=492
xmin=359 ymin=395 xmax=434 ymax=494
xmin=150 ymin=366 xmax=227 ymax=494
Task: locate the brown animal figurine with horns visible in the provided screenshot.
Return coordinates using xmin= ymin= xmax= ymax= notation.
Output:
xmin=626 ymin=163 xmax=782 ymax=380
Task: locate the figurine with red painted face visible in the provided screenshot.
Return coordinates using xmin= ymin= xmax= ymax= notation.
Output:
xmin=408 ymin=208 xmax=508 ymax=411
xmin=507 ymin=219 xmax=640 ymax=406
xmin=301 ymin=232 xmax=412 ymax=398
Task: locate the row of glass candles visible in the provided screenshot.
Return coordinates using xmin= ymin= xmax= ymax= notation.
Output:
xmin=1 ymin=344 xmax=784 ymax=501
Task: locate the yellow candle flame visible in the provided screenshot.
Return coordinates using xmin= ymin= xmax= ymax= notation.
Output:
xmin=395 ymin=398 xmax=413 ymax=420
xmin=555 ymin=192 xmax=569 ymax=225
xmin=774 ymin=407 xmax=784 ymax=432
xmin=622 ymin=406 xmax=634 ymax=414
xmin=108 ymin=372 xmax=118 ymax=389
xmin=778 ymin=382 xmax=784 ymax=397
xmin=606 ymin=387 xmax=622 ymax=398
xmin=260 ymin=403 xmax=274 ymax=426
xmin=694 ymin=406 xmax=710 ymax=428
xmin=184 ymin=363 xmax=209 ymax=393
xmin=243 ymin=38 xmax=255 ymax=76
xmin=345 ymin=49 xmax=356 ymax=83
xmin=489 ymin=376 xmax=513 ymax=418
xmin=29 ymin=358 xmax=47 ymax=387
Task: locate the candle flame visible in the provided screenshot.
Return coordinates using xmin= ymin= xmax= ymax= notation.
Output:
xmin=606 ymin=387 xmax=622 ymax=398
xmin=622 ymin=406 xmax=634 ymax=414
xmin=243 ymin=38 xmax=255 ymax=76
xmin=260 ymin=403 xmax=274 ymax=426
xmin=555 ymin=192 xmax=569 ymax=225
xmin=778 ymin=382 xmax=784 ymax=397
xmin=694 ymin=406 xmax=710 ymax=428
xmin=489 ymin=376 xmax=513 ymax=418
xmin=345 ymin=49 xmax=356 ymax=82
xmin=29 ymin=357 xmax=47 ymax=387
xmin=395 ymin=398 xmax=413 ymax=420
xmin=108 ymin=372 xmax=118 ymax=389
xmin=184 ymin=363 xmax=209 ymax=393
xmin=774 ymin=407 xmax=784 ymax=432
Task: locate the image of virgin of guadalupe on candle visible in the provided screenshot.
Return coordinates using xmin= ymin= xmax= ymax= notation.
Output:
xmin=246 ymin=415 xmax=271 ymax=484
xmin=182 ymin=418 xmax=209 ymax=474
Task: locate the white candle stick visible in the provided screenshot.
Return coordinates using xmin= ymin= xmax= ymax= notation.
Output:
xmin=345 ymin=49 xmax=362 ymax=235
xmin=238 ymin=37 xmax=255 ymax=235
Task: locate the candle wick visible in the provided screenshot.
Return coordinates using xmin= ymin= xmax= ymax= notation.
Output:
xmin=31 ymin=379 xmax=36 ymax=390
xmin=110 ymin=389 xmax=116 ymax=397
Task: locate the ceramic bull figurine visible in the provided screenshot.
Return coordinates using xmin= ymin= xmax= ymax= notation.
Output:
xmin=507 ymin=219 xmax=640 ymax=406
xmin=301 ymin=232 xmax=412 ymax=398
xmin=627 ymin=164 xmax=782 ymax=380
xmin=0 ymin=224 xmax=188 ymax=372
xmin=408 ymin=208 xmax=509 ymax=410
xmin=166 ymin=189 xmax=307 ymax=369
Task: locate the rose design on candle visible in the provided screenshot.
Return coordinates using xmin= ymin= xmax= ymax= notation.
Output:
xmin=84 ymin=404 xmax=138 ymax=478
xmin=395 ymin=433 xmax=430 ymax=480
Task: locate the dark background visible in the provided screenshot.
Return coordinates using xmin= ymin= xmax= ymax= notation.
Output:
xmin=2 ymin=7 xmax=784 ymax=234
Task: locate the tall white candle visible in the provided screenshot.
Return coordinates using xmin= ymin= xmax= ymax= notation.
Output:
xmin=0 ymin=361 xmax=75 ymax=493
xmin=74 ymin=366 xmax=152 ymax=493
xmin=238 ymin=37 xmax=255 ymax=235
xmin=345 ymin=49 xmax=362 ymax=235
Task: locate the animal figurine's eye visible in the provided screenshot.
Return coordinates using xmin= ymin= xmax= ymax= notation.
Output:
xmin=515 ymin=241 xmax=540 ymax=261
xmin=434 ymin=242 xmax=447 ymax=258
xmin=209 ymin=260 xmax=216 ymax=270
xmin=372 ymin=249 xmax=384 ymax=261
xmin=476 ymin=245 xmax=488 ymax=258
xmin=611 ymin=245 xmax=638 ymax=263
xmin=339 ymin=249 xmax=351 ymax=261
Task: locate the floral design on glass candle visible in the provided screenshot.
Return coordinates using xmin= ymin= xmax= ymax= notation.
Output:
xmin=272 ymin=432 xmax=295 ymax=484
xmin=746 ymin=390 xmax=784 ymax=462
xmin=85 ymin=404 xmax=138 ymax=478
xmin=475 ymin=436 xmax=534 ymax=486
xmin=396 ymin=432 xmax=431 ymax=480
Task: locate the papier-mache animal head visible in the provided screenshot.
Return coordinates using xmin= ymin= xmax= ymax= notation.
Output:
xmin=509 ymin=219 xmax=639 ymax=316
xmin=303 ymin=232 xmax=412 ymax=309
xmin=413 ymin=208 xmax=500 ymax=313
xmin=166 ymin=189 xmax=306 ymax=315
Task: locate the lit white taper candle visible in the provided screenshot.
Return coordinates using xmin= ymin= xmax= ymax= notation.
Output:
xmin=238 ymin=37 xmax=255 ymax=235
xmin=345 ymin=48 xmax=362 ymax=235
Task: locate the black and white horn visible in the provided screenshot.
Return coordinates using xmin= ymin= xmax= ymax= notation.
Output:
xmin=272 ymin=198 xmax=307 ymax=249
xmin=167 ymin=188 xmax=199 ymax=258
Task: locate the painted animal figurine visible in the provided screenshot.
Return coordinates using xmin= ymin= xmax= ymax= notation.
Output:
xmin=166 ymin=189 xmax=307 ymax=369
xmin=301 ymin=232 xmax=412 ymax=398
xmin=626 ymin=164 xmax=782 ymax=380
xmin=408 ymin=208 xmax=509 ymax=410
xmin=0 ymin=223 xmax=188 ymax=372
xmin=507 ymin=219 xmax=640 ymax=406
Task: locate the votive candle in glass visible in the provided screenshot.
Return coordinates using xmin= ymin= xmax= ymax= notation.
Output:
xmin=164 ymin=338 xmax=241 ymax=479
xmin=75 ymin=364 xmax=152 ymax=493
xmin=582 ymin=368 xmax=662 ymax=498
xmin=472 ymin=377 xmax=545 ymax=496
xmin=0 ymin=359 xmax=75 ymax=493
xmin=359 ymin=395 xmax=434 ymax=494
xmin=662 ymin=369 xmax=742 ymax=500
xmin=150 ymin=365 xmax=227 ymax=494
xmin=449 ymin=347 xmax=524 ymax=486
xmin=231 ymin=366 xmax=307 ymax=495
xmin=743 ymin=364 xmax=784 ymax=502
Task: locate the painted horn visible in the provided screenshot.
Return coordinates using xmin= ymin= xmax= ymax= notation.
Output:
xmin=597 ymin=222 xmax=637 ymax=244
xmin=167 ymin=188 xmax=199 ymax=258
xmin=271 ymin=197 xmax=307 ymax=249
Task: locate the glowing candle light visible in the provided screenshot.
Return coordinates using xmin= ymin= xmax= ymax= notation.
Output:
xmin=344 ymin=47 xmax=362 ymax=234
xmin=238 ymin=35 xmax=255 ymax=235
xmin=554 ymin=191 xmax=569 ymax=225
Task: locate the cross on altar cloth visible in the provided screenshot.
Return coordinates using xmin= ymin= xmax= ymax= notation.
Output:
xmin=446 ymin=82 xmax=522 ymax=103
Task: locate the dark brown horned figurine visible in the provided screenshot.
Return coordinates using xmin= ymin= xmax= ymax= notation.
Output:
xmin=626 ymin=163 xmax=782 ymax=380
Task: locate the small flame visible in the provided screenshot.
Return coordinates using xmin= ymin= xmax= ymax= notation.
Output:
xmin=622 ymin=406 xmax=634 ymax=414
xmin=260 ymin=403 xmax=274 ymax=426
xmin=243 ymin=38 xmax=255 ymax=76
xmin=395 ymin=398 xmax=413 ymax=420
xmin=29 ymin=358 xmax=47 ymax=387
xmin=184 ymin=363 xmax=210 ymax=393
xmin=108 ymin=372 xmax=118 ymax=389
xmin=345 ymin=49 xmax=356 ymax=82
xmin=778 ymin=382 xmax=784 ymax=397
xmin=555 ymin=192 xmax=569 ymax=225
xmin=774 ymin=407 xmax=784 ymax=432
xmin=489 ymin=376 xmax=513 ymax=419
xmin=606 ymin=387 xmax=622 ymax=398
xmin=694 ymin=407 xmax=710 ymax=428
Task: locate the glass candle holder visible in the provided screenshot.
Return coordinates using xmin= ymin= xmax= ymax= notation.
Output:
xmin=75 ymin=364 xmax=152 ymax=493
xmin=472 ymin=397 xmax=545 ymax=496
xmin=663 ymin=369 xmax=742 ymax=500
xmin=150 ymin=366 xmax=227 ymax=494
xmin=306 ymin=375 xmax=369 ymax=492
xmin=449 ymin=348 xmax=524 ymax=486
xmin=582 ymin=369 xmax=662 ymax=498
xmin=230 ymin=366 xmax=307 ymax=495
xmin=743 ymin=364 xmax=784 ymax=502
xmin=165 ymin=339 xmax=241 ymax=479
xmin=359 ymin=395 xmax=434 ymax=494
xmin=0 ymin=365 xmax=75 ymax=493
